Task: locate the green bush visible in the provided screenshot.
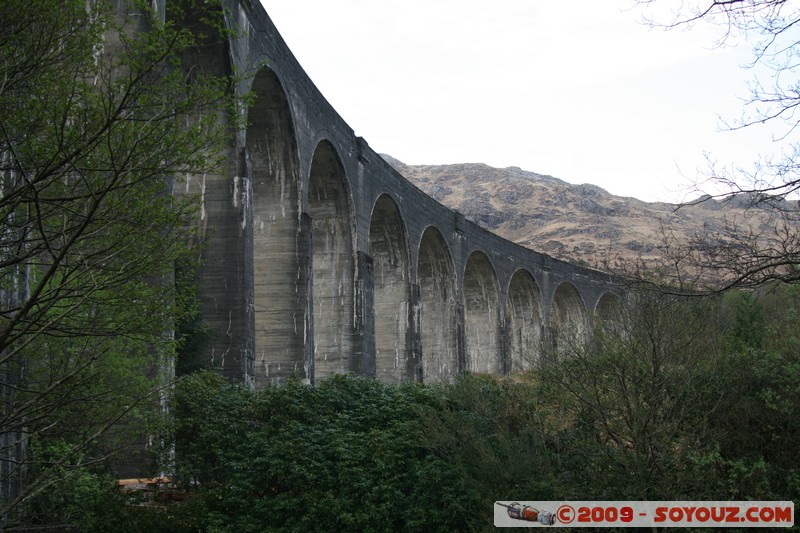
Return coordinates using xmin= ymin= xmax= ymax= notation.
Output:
xmin=165 ymin=372 xmax=560 ymax=532
xmin=154 ymin=289 xmax=800 ymax=532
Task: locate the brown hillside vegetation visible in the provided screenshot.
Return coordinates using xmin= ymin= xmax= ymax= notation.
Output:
xmin=382 ymin=155 xmax=781 ymax=273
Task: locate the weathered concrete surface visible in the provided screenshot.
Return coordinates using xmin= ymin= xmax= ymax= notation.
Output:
xmin=464 ymin=252 xmax=501 ymax=375
xmin=369 ymin=195 xmax=412 ymax=383
xmin=417 ymin=227 xmax=458 ymax=383
xmin=185 ymin=0 xmax=623 ymax=385
xmin=507 ymin=269 xmax=544 ymax=372
xmin=550 ymin=282 xmax=590 ymax=358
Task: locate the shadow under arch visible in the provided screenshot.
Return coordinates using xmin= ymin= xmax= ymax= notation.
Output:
xmin=246 ymin=67 xmax=306 ymax=386
xmin=417 ymin=227 xmax=457 ymax=383
xmin=550 ymin=282 xmax=589 ymax=357
xmin=594 ymin=291 xmax=625 ymax=337
xmin=463 ymin=251 xmax=502 ymax=374
xmin=308 ymin=139 xmax=356 ymax=382
xmin=506 ymin=269 xmax=544 ymax=372
xmin=369 ymin=194 xmax=412 ymax=383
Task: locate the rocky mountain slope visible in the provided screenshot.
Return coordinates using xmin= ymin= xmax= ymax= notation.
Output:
xmin=382 ymin=155 xmax=778 ymax=271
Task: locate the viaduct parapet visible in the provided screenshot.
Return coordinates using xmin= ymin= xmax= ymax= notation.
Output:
xmin=185 ymin=0 xmax=623 ymax=386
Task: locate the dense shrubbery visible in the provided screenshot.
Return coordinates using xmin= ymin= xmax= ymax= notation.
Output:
xmin=165 ymin=372 xmax=553 ymax=532
xmin=538 ymin=287 xmax=800 ymax=505
xmin=159 ymin=288 xmax=799 ymax=532
xmin=26 ymin=286 xmax=800 ymax=531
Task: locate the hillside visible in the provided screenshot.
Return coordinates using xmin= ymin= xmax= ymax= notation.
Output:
xmin=382 ymin=155 xmax=778 ymax=270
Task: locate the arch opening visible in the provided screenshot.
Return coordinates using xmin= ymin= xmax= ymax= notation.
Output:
xmin=417 ymin=227 xmax=456 ymax=383
xmin=507 ymin=269 xmax=543 ymax=372
xmin=550 ymin=282 xmax=588 ymax=355
xmin=463 ymin=251 xmax=501 ymax=374
xmin=369 ymin=195 xmax=411 ymax=383
xmin=247 ymin=68 xmax=304 ymax=386
xmin=595 ymin=292 xmax=625 ymax=337
xmin=308 ymin=141 xmax=355 ymax=381
xmin=550 ymin=282 xmax=589 ymax=357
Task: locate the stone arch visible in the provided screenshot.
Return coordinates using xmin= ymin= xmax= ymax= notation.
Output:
xmin=463 ymin=251 xmax=501 ymax=374
xmin=308 ymin=140 xmax=356 ymax=381
xmin=247 ymin=67 xmax=305 ymax=386
xmin=506 ymin=269 xmax=543 ymax=372
xmin=550 ymin=282 xmax=589 ymax=356
xmin=417 ymin=227 xmax=457 ymax=383
xmin=368 ymin=194 xmax=411 ymax=383
xmin=594 ymin=291 xmax=625 ymax=336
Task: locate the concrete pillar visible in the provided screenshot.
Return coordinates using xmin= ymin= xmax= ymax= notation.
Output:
xmin=499 ymin=319 xmax=510 ymax=375
xmin=408 ymin=283 xmax=423 ymax=382
xmin=356 ymin=251 xmax=375 ymax=378
xmin=455 ymin=294 xmax=466 ymax=374
xmin=299 ymin=213 xmax=314 ymax=384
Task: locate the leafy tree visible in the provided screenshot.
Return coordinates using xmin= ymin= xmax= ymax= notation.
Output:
xmin=411 ymin=374 xmax=557 ymax=530
xmin=706 ymin=285 xmax=800 ymax=499
xmin=537 ymin=289 xmax=727 ymax=499
xmin=533 ymin=283 xmax=800 ymax=510
xmin=0 ymin=0 xmax=232 ymax=525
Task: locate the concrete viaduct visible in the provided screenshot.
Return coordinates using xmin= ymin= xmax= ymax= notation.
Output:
xmin=184 ymin=0 xmax=623 ymax=387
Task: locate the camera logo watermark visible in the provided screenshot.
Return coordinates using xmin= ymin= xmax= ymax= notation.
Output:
xmin=494 ymin=501 xmax=794 ymax=527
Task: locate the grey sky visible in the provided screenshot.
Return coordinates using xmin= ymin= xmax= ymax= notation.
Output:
xmin=260 ymin=0 xmax=779 ymax=202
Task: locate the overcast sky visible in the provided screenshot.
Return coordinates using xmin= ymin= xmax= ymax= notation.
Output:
xmin=259 ymin=0 xmax=781 ymax=203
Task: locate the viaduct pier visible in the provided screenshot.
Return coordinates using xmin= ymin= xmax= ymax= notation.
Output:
xmin=186 ymin=0 xmax=622 ymax=387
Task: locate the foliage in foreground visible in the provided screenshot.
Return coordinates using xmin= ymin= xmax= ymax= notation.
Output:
xmin=157 ymin=288 xmax=797 ymax=532
xmin=0 ymin=0 xmax=233 ymax=526
xmin=164 ymin=372 xmax=554 ymax=533
xmin=539 ymin=286 xmax=800 ymax=504
xmin=18 ymin=287 xmax=800 ymax=531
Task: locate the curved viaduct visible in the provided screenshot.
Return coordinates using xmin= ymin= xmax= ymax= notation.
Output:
xmin=185 ymin=0 xmax=622 ymax=387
